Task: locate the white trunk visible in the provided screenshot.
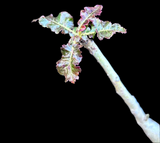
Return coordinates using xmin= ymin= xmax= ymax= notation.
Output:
xmin=81 ymin=38 xmax=160 ymax=143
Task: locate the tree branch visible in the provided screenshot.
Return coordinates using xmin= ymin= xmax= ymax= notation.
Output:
xmin=81 ymin=37 xmax=160 ymax=143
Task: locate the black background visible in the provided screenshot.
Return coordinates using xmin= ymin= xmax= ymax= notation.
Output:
xmin=15 ymin=1 xmax=159 ymax=142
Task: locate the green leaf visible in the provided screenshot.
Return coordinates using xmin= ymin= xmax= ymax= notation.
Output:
xmin=32 ymin=12 xmax=76 ymax=35
xmin=77 ymin=5 xmax=103 ymax=32
xmin=69 ymin=27 xmax=78 ymax=37
xmin=92 ymin=18 xmax=127 ymax=40
xmin=81 ymin=23 xmax=96 ymax=39
xmin=56 ymin=37 xmax=83 ymax=84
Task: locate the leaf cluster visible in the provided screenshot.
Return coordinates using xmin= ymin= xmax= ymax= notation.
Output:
xmin=32 ymin=5 xmax=126 ymax=83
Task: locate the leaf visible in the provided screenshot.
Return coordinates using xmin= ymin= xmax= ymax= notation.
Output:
xmin=92 ymin=18 xmax=127 ymax=40
xmin=77 ymin=5 xmax=103 ymax=32
xmin=81 ymin=23 xmax=96 ymax=39
xmin=56 ymin=37 xmax=83 ymax=84
xmin=32 ymin=12 xmax=75 ymax=35
xmin=69 ymin=27 xmax=78 ymax=37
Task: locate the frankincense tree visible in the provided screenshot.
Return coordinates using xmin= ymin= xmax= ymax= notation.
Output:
xmin=32 ymin=5 xmax=160 ymax=142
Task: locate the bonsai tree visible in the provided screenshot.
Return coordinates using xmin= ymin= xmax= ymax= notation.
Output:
xmin=32 ymin=5 xmax=160 ymax=142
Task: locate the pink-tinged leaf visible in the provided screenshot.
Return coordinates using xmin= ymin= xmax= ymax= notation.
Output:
xmin=92 ymin=18 xmax=127 ymax=40
xmin=77 ymin=5 xmax=103 ymax=32
xmin=32 ymin=12 xmax=74 ymax=35
xmin=56 ymin=37 xmax=83 ymax=84
xmin=81 ymin=23 xmax=96 ymax=39
xmin=68 ymin=35 xmax=81 ymax=46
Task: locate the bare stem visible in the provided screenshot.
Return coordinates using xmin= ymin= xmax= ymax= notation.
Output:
xmin=81 ymin=38 xmax=160 ymax=143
